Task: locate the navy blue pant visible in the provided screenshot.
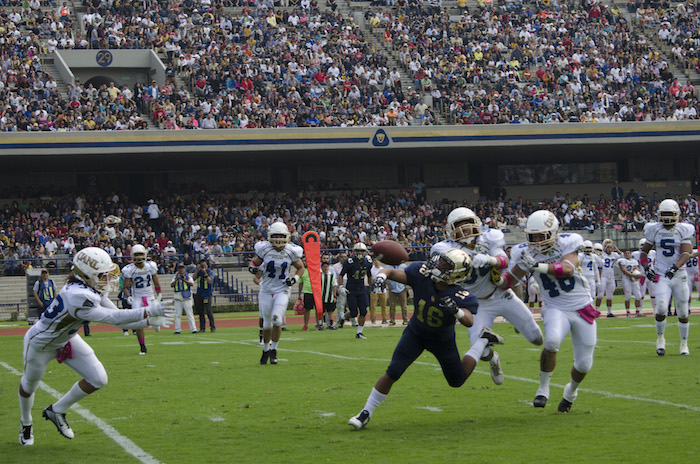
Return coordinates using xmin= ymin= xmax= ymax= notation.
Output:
xmin=346 ymin=289 xmax=369 ymax=318
xmin=386 ymin=324 xmax=466 ymax=387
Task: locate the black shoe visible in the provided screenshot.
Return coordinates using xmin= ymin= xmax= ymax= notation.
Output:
xmin=558 ymin=398 xmax=573 ymax=413
xmin=269 ymin=349 xmax=278 ymax=365
xmin=174 ymin=331 xmax=181 ymax=335
xmin=281 ymin=327 xmax=289 ymax=331
xmin=479 ymin=326 xmax=504 ymax=345
xmin=348 ymin=409 xmax=370 ymax=430
xmin=328 ymin=325 xmax=338 ymax=330
xmin=211 ymin=328 xmax=216 ymax=333
xmin=338 ymin=320 xmax=345 ymax=328
xmin=607 ymin=313 xmax=616 ymax=318
xmin=356 ymin=333 xmax=367 ymax=339
xmin=260 ymin=350 xmax=269 ymax=365
xmin=43 ymin=405 xmax=74 ymax=439
xmin=200 ymin=328 xmax=206 ymax=333
xmin=139 ymin=344 xmax=147 ymax=355
xmin=533 ymin=395 xmax=548 ymax=408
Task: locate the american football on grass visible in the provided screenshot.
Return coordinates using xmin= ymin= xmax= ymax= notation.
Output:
xmin=371 ymin=240 xmax=409 ymax=265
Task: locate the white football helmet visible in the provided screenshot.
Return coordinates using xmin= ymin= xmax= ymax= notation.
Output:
xmin=583 ymin=240 xmax=593 ymax=254
xmin=73 ymin=247 xmax=120 ymax=294
xmin=638 ymin=238 xmax=647 ymax=250
xmin=446 ymin=207 xmax=482 ymax=248
xmin=525 ymin=210 xmax=559 ymax=254
xmin=353 ymin=242 xmax=368 ymax=258
xmin=268 ymin=221 xmax=290 ymax=250
xmin=426 ymin=248 xmax=473 ymax=285
xmin=658 ymin=199 xmax=680 ymax=228
xmin=593 ymin=243 xmax=603 ymax=256
xmin=131 ymin=244 xmax=147 ymax=267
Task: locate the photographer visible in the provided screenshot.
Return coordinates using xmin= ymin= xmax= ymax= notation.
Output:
xmin=171 ymin=263 xmax=197 ymax=334
xmin=194 ymin=259 xmax=216 ymax=332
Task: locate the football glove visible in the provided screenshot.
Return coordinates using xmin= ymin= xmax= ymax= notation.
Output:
xmin=146 ymin=299 xmax=175 ymax=318
xmin=148 ymin=315 xmax=174 ymax=329
xmin=520 ymin=250 xmax=537 ymax=272
xmin=472 ymin=253 xmax=497 ymax=269
xmin=248 ymin=265 xmax=259 ymax=275
xmin=645 ymin=267 xmax=657 ymax=282
xmin=373 ymin=275 xmax=387 ymax=293
xmin=439 ymin=296 xmax=460 ymax=316
xmin=285 ymin=275 xmax=299 ymax=287
xmin=665 ymin=265 xmax=678 ymax=280
xmin=127 ymin=296 xmax=133 ymax=306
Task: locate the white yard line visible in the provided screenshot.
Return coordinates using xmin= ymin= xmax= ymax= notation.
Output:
xmin=0 ymin=361 xmax=162 ymax=464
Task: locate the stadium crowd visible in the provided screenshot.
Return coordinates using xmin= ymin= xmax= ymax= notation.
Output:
xmin=1 ymin=0 xmax=699 ymax=130
xmin=1 ymin=182 xmax=698 ymax=275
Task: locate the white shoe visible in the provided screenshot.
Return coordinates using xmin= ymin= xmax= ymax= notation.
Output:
xmin=42 ymin=405 xmax=74 ymax=439
xmin=656 ymin=335 xmax=666 ymax=356
xmin=489 ymin=352 xmax=504 ymax=385
xmin=348 ymin=409 xmax=370 ymax=430
xmin=19 ymin=423 xmax=33 ymax=446
xmin=680 ymin=340 xmax=690 ymax=356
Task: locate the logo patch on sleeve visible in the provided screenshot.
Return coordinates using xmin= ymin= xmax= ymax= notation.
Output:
xmin=83 ymin=299 xmax=95 ymax=308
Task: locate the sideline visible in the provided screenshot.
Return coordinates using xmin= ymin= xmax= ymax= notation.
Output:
xmin=0 ymin=361 xmax=162 ymax=464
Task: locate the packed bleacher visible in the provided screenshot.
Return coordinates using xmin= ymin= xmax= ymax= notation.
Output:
xmin=1 ymin=179 xmax=698 ymax=275
xmin=1 ymin=0 xmax=698 ymax=130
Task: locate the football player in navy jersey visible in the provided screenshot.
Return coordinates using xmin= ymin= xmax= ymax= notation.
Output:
xmin=338 ymin=242 xmax=373 ymax=339
xmin=348 ymin=249 xmax=504 ymax=430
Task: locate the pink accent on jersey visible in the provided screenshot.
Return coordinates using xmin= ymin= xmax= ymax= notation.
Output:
xmin=553 ymin=262 xmax=564 ymax=278
xmin=576 ymin=305 xmax=601 ymax=324
xmin=56 ymin=341 xmax=73 ymax=364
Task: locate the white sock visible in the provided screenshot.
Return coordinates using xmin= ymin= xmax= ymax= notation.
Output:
xmin=363 ymin=387 xmax=387 ymax=416
xmin=53 ymin=381 xmax=89 ymax=414
xmin=357 ymin=326 xmax=364 ymax=335
xmin=607 ymin=305 xmax=612 ymax=314
xmin=271 ymin=340 xmax=279 ymax=350
xmin=465 ymin=338 xmax=488 ymax=363
xmin=536 ymin=371 xmax=553 ymax=398
xmin=19 ymin=390 xmax=34 ymax=425
xmin=679 ymin=321 xmax=689 ymax=340
xmin=564 ymin=379 xmax=582 ymax=402
xmin=656 ymin=319 xmax=667 ymax=337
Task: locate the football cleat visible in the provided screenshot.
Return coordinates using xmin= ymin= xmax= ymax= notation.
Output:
xmin=635 ymin=312 xmax=646 ymax=317
xmin=489 ymin=352 xmax=504 ymax=385
xmin=43 ymin=405 xmax=74 ymax=439
xmin=558 ymin=382 xmax=578 ymax=413
xmin=558 ymin=398 xmax=573 ymax=413
xmin=656 ymin=336 xmax=666 ymax=356
xmin=356 ymin=333 xmax=367 ymax=340
xmin=260 ymin=350 xmax=269 ymax=365
xmin=479 ymin=326 xmax=504 ymax=346
xmin=269 ymin=349 xmax=278 ymax=365
xmin=533 ymin=395 xmax=548 ymax=408
xmin=302 ymin=325 xmax=308 ymax=331
xmin=607 ymin=312 xmax=616 ymax=318
xmin=680 ymin=340 xmax=689 ymax=356
xmin=348 ymin=409 xmax=370 ymax=430
xmin=19 ymin=423 xmax=33 ymax=446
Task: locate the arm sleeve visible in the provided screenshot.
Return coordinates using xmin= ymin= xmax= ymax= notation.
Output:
xmin=75 ymin=304 xmax=146 ymax=325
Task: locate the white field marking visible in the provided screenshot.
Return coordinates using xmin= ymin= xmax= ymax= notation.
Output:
xmin=0 ymin=361 xmax=162 ymax=464
xmin=600 ymin=327 xmax=632 ymax=330
xmin=317 ymin=412 xmax=336 ymax=417
xmin=209 ymin=416 xmax=225 ymax=422
xmin=211 ymin=361 xmax=220 ymax=365
xmin=223 ymin=340 xmax=700 ymax=413
xmin=416 ymin=406 xmax=443 ymax=412
xmin=598 ymin=338 xmax=669 ymax=346
xmin=160 ymin=341 xmax=188 ymax=345
xmin=196 ymin=341 xmax=225 ymax=344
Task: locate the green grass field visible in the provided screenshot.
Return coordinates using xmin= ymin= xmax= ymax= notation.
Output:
xmin=1 ymin=308 xmax=699 ymax=464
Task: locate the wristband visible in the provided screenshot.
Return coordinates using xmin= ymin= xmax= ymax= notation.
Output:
xmin=640 ymin=258 xmax=649 ymax=266
xmin=552 ymin=262 xmax=564 ymax=278
xmin=155 ymin=286 xmax=161 ymax=292
xmin=495 ymin=255 xmax=508 ymax=269
xmin=535 ymin=263 xmax=549 ymax=274
xmin=455 ymin=309 xmax=465 ymax=320
xmin=501 ymin=272 xmax=513 ymax=289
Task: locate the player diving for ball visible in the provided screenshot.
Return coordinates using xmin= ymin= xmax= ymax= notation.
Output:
xmin=348 ymin=248 xmax=504 ymax=430
xmin=431 ymin=207 xmax=543 ymax=386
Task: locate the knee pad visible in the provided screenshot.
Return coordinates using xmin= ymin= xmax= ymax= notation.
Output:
xmin=574 ymin=354 xmax=594 ymax=374
xmin=85 ymin=364 xmax=109 ymax=390
xmin=20 ymin=378 xmax=40 ymax=396
xmin=262 ymin=319 xmax=273 ymax=330
xmin=271 ymin=314 xmax=283 ymax=327
xmin=544 ymin=339 xmax=561 ymax=353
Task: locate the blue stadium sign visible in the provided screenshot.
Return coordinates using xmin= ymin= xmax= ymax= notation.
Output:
xmin=372 ymin=129 xmax=390 ymax=147
xmin=96 ymin=51 xmax=113 ymax=67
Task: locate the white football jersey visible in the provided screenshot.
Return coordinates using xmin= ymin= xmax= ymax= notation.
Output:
xmin=600 ymin=251 xmax=621 ymax=278
xmin=511 ymin=233 xmax=592 ymax=311
xmin=431 ymin=229 xmax=507 ymax=299
xmin=27 ymin=281 xmax=146 ymax=351
xmin=617 ymin=257 xmax=640 ymax=281
xmin=579 ymin=252 xmax=600 ymax=279
xmin=254 ymin=241 xmax=304 ymax=294
xmin=122 ymin=261 xmax=159 ymax=298
xmin=644 ymin=222 xmax=695 ymax=274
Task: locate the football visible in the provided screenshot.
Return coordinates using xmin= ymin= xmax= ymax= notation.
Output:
xmin=631 ymin=268 xmax=642 ymax=278
xmin=371 ymin=240 xmax=409 ymax=265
